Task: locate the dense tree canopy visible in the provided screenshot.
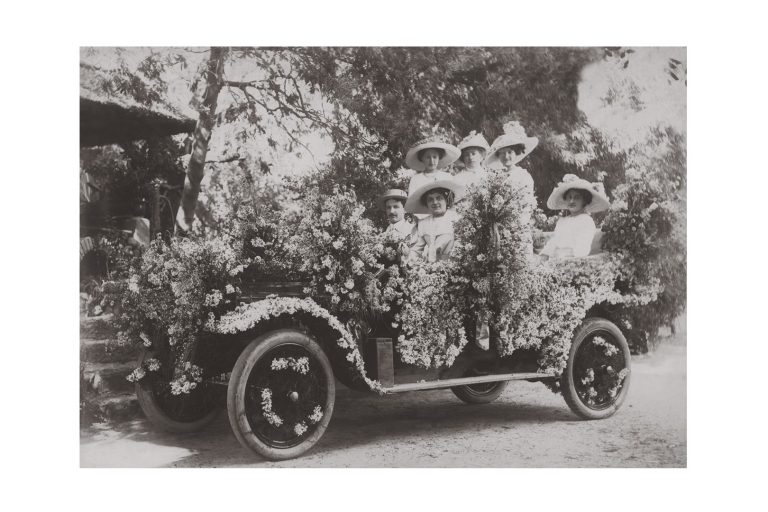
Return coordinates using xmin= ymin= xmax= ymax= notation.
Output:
xmin=80 ymin=46 xmax=685 ymax=226
xmin=283 ymin=47 xmax=602 ymax=209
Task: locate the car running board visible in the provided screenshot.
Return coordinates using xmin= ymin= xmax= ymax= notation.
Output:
xmin=381 ymin=372 xmax=555 ymax=394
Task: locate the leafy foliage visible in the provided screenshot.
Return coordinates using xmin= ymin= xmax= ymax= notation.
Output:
xmin=80 ymin=136 xmax=187 ymax=221
xmin=286 ymin=47 xmax=602 ymax=210
xmin=601 ymin=128 xmax=686 ymax=350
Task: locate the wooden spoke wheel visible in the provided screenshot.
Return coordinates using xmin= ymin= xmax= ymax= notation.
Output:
xmin=135 ymin=349 xmax=221 ymax=433
xmin=227 ymin=329 xmax=335 ymax=461
xmin=561 ymin=318 xmax=631 ymax=420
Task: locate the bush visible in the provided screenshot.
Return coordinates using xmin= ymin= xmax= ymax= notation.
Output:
xmin=601 ymin=128 xmax=686 ymax=350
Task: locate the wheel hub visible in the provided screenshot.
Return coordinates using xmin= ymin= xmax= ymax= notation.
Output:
xmin=288 ymin=391 xmax=299 ymax=402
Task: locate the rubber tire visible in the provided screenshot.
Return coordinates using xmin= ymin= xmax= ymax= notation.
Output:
xmin=227 ymin=329 xmax=336 ymax=461
xmin=451 ymin=380 xmax=509 ymax=404
xmin=561 ymin=317 xmax=631 ymax=420
xmin=135 ymin=349 xmax=221 ymax=433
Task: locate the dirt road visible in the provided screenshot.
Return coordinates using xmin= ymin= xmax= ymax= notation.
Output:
xmin=80 ymin=334 xmax=686 ymax=468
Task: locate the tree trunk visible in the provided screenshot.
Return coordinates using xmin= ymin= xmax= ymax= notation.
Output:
xmin=176 ymin=47 xmax=228 ymax=234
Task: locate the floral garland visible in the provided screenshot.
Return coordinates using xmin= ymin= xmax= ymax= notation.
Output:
xmin=260 ymin=388 xmax=284 ymax=427
xmin=260 ymin=401 xmax=324 ymax=437
xmin=216 ymin=296 xmax=383 ymax=393
xmin=453 ymin=169 xmax=535 ymax=325
xmin=270 ymin=356 xmax=310 ymax=374
xmin=394 ymin=260 xmax=469 ymax=368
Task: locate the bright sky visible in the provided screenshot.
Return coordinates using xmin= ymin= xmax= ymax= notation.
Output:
xmin=577 ymin=47 xmax=687 ymax=150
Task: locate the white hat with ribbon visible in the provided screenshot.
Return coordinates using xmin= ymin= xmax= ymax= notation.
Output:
xmin=404 ymin=178 xmax=466 ymax=215
xmin=405 ymin=135 xmax=461 ymax=171
xmin=546 ymin=174 xmax=610 ymax=213
xmin=457 ymin=130 xmax=491 ymax=154
xmin=484 ymin=121 xmax=539 ymax=167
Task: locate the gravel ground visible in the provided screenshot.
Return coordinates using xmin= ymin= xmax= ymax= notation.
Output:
xmin=80 ymin=333 xmax=686 ymax=468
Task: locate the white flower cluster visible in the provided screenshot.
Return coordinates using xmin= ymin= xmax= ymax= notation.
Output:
xmin=282 ymin=188 xmax=391 ymax=315
xmin=293 ymin=422 xmax=308 ymax=436
xmin=260 ymin=388 xmax=284 ymax=427
xmin=396 ymin=261 xmax=468 ymax=368
xmin=204 ymin=289 xmax=224 ymax=308
xmin=270 ymin=356 xmax=310 ymax=375
xmin=169 ymin=362 xmax=203 ymax=395
xmin=308 ymin=405 xmax=323 ymax=424
xmin=139 ymin=332 xmax=152 ymax=348
xmin=126 ymin=367 xmax=146 ymax=383
xmin=591 ymin=335 xmax=619 ymax=357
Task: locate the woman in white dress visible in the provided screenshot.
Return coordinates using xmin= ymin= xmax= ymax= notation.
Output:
xmin=453 ymin=130 xmax=491 ymax=190
xmin=405 ymin=136 xmax=460 ymax=196
xmin=540 ymin=174 xmax=610 ymax=261
xmin=403 ymin=178 xmax=466 ymax=263
xmin=484 ymin=121 xmax=539 ymax=197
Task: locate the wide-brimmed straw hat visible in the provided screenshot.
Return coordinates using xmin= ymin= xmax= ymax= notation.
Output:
xmin=404 ymin=178 xmax=466 ymax=215
xmin=457 ymin=130 xmax=491 ymax=155
xmin=405 ymin=136 xmax=461 ymax=171
xmin=377 ymin=188 xmax=408 ymax=210
xmin=484 ymin=121 xmax=539 ymax=167
xmin=547 ymin=174 xmax=610 ymax=213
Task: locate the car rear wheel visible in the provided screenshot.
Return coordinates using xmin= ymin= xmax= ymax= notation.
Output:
xmin=451 ymin=366 xmax=509 ymax=404
xmin=135 ymin=349 xmax=221 ymax=433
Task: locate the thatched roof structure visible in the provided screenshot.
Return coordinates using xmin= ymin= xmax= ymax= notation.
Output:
xmin=80 ymin=63 xmax=195 ymax=147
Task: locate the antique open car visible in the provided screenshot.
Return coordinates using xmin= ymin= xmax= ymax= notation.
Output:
xmin=134 ymin=232 xmax=632 ymax=461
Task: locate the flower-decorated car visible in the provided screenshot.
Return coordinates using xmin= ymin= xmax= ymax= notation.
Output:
xmin=120 ymin=173 xmax=667 ymax=461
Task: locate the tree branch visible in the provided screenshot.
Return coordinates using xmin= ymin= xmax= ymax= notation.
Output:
xmin=205 ymin=154 xmax=243 ymax=164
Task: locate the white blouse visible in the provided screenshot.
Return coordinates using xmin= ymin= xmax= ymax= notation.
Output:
xmin=386 ymin=218 xmax=416 ymax=241
xmin=505 ymin=165 xmax=534 ymax=193
xmin=453 ymin=167 xmax=488 ymax=191
xmin=409 ymin=209 xmax=459 ymax=263
xmin=540 ymin=213 xmax=596 ymax=259
xmin=503 ymin=165 xmax=535 ymax=238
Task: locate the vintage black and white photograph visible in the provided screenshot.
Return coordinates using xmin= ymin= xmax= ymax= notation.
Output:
xmin=77 ymin=46 xmax=687 ymax=468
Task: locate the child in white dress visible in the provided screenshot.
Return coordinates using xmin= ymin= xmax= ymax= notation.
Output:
xmin=540 ymin=174 xmax=610 ymax=261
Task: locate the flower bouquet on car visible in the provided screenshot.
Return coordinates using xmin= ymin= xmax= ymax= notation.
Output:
xmin=285 ymin=186 xmax=400 ymax=321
